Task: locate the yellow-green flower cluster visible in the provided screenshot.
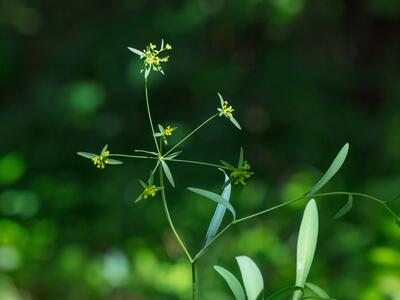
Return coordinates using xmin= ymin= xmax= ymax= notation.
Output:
xmin=164 ymin=125 xmax=175 ymax=136
xmin=231 ymin=161 xmax=253 ymax=185
xmin=128 ymin=39 xmax=172 ymax=78
xmin=143 ymin=185 xmax=158 ymax=199
xmin=219 ymin=101 xmax=234 ymax=118
xmin=92 ymin=150 xmax=110 ymax=169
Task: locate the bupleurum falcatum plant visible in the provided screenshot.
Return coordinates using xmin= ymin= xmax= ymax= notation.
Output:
xmin=77 ymin=39 xmax=400 ymax=299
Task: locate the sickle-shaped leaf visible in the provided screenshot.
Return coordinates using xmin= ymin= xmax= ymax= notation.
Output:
xmin=305 ymin=282 xmax=330 ymax=299
xmin=77 ymin=152 xmax=96 ymax=159
xmin=333 ymin=194 xmax=353 ymax=220
xmin=214 ymin=265 xmax=246 ymax=300
xmin=187 ymin=188 xmax=236 ymax=219
xmin=236 ymin=256 xmax=264 ymax=300
xmin=266 ymin=286 xmax=303 ymax=300
xmin=293 ymin=199 xmax=319 ymax=300
xmin=308 ymin=143 xmax=349 ymax=196
xmin=161 ymin=160 xmax=175 ymax=187
xmin=127 ymin=47 xmax=145 ymax=57
xmin=204 ymin=171 xmax=232 ymax=246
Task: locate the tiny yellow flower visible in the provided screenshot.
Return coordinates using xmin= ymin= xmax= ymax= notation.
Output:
xmin=165 ymin=44 xmax=172 ymax=50
xmin=164 ymin=126 xmax=175 ymax=136
xmin=221 ymin=101 xmax=234 ymax=118
xmin=92 ymin=150 xmax=110 ymax=170
xmin=231 ymin=161 xmax=253 ymax=185
xmin=143 ymin=185 xmax=158 ymax=199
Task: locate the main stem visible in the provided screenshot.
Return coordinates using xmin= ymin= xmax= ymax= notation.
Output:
xmin=145 ymin=78 xmax=160 ymax=154
xmin=159 ymin=165 xmax=193 ymax=262
xmin=192 ymin=261 xmax=198 ymax=300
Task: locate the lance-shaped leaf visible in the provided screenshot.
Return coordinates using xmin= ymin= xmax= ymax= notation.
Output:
xmin=187 ymin=188 xmax=236 ymax=219
xmin=107 ymin=158 xmax=123 ymax=165
xmin=236 ymin=256 xmax=264 ymax=300
xmin=204 ymin=171 xmax=232 ymax=246
xmin=230 ymin=116 xmax=241 ymax=130
xmin=293 ymin=199 xmax=319 ymax=300
xmin=77 ymin=152 xmax=96 ymax=159
xmin=101 ymin=144 xmax=108 ymax=155
xmin=161 ymin=160 xmax=175 ymax=187
xmin=308 ymin=143 xmax=349 ymax=196
xmin=266 ymin=286 xmax=303 ymax=300
xmin=127 ymin=47 xmax=145 ymax=58
xmin=305 ymin=282 xmax=330 ymax=299
xmin=333 ymin=194 xmax=353 ymax=220
xmin=214 ymin=265 xmax=246 ymax=300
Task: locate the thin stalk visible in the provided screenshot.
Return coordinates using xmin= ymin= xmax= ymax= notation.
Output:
xmin=164 ymin=114 xmax=218 ymax=156
xmin=109 ymin=154 xmax=156 ymax=160
xmin=159 ymin=166 xmax=193 ymax=262
xmin=192 ymin=261 xmax=198 ymax=300
xmin=167 ymin=158 xmax=230 ymax=170
xmin=145 ymin=78 xmax=160 ymax=154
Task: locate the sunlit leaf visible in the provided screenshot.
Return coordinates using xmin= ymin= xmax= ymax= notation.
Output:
xmin=308 ymin=143 xmax=349 ymax=196
xmin=101 ymin=144 xmax=108 ymax=154
xmin=127 ymin=47 xmax=145 ymax=57
xmin=187 ymin=188 xmax=236 ymax=219
xmin=305 ymin=282 xmax=330 ymax=299
xmin=218 ymin=92 xmax=224 ymax=107
xmin=293 ymin=199 xmax=319 ymax=300
xmin=161 ymin=160 xmax=175 ymax=187
xmin=204 ymin=171 xmax=232 ymax=246
xmin=77 ymin=152 xmax=96 ymax=159
xmin=266 ymin=286 xmax=302 ymax=300
xmin=214 ymin=265 xmax=246 ymax=300
xmin=107 ymin=158 xmax=123 ymax=165
xmin=236 ymin=256 xmax=264 ymax=300
xmin=333 ymin=194 xmax=353 ymax=220
xmin=230 ymin=116 xmax=242 ymax=130
xmin=134 ymin=149 xmax=158 ymax=156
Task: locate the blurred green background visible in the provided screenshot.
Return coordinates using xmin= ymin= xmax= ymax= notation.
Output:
xmin=1 ymin=0 xmax=400 ymax=299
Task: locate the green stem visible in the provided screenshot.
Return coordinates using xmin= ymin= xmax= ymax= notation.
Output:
xmin=159 ymin=165 xmax=193 ymax=262
xmin=194 ymin=191 xmax=399 ymax=260
xmin=145 ymin=78 xmax=160 ymax=154
xmin=167 ymin=158 xmax=230 ymax=170
xmin=164 ymin=114 xmax=218 ymax=156
xmin=109 ymin=154 xmax=156 ymax=160
xmin=192 ymin=261 xmax=198 ymax=300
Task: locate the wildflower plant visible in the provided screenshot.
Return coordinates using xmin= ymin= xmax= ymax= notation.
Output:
xmin=77 ymin=39 xmax=400 ymax=299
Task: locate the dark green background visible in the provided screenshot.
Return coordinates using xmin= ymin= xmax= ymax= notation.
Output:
xmin=1 ymin=0 xmax=400 ymax=299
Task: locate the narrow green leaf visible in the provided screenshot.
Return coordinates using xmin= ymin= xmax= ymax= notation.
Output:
xmin=138 ymin=180 xmax=147 ymax=189
xmin=217 ymin=92 xmax=224 ymax=107
xmin=238 ymin=147 xmax=244 ymax=168
xmin=101 ymin=144 xmax=108 ymax=154
xmin=160 ymin=39 xmax=164 ymax=50
xmin=204 ymin=171 xmax=232 ymax=246
xmin=230 ymin=116 xmax=242 ymax=130
xmin=333 ymin=194 xmax=353 ymax=220
xmin=214 ymin=265 xmax=246 ymax=300
xmin=158 ymin=124 xmax=164 ymax=132
xmin=308 ymin=143 xmax=349 ymax=195
xmin=187 ymin=188 xmax=236 ymax=219
xmin=154 ymin=133 xmax=163 ymax=137
xmin=220 ymin=160 xmax=235 ymax=170
xmin=266 ymin=286 xmax=303 ymax=300
xmin=305 ymin=282 xmax=330 ymax=299
xmin=127 ymin=47 xmax=145 ymax=57
xmin=134 ymin=149 xmax=158 ymax=156
xmin=293 ymin=199 xmax=319 ymax=300
xmin=165 ymin=151 xmax=183 ymax=160
xmin=77 ymin=152 xmax=96 ymax=159
xmin=161 ymin=160 xmax=175 ymax=187
xmin=145 ymin=67 xmax=150 ymax=78
xmin=134 ymin=193 xmax=144 ymax=203
xmin=236 ymin=256 xmax=264 ymax=300
xmin=107 ymin=158 xmax=123 ymax=165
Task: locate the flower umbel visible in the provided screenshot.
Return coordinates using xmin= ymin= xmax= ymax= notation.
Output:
xmin=143 ymin=185 xmax=158 ymax=199
xmin=92 ymin=150 xmax=110 ymax=169
xmin=164 ymin=126 xmax=175 ymax=136
xmin=128 ymin=39 xmax=172 ymax=78
xmin=217 ymin=93 xmax=241 ymax=130
xmin=231 ymin=161 xmax=253 ymax=185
